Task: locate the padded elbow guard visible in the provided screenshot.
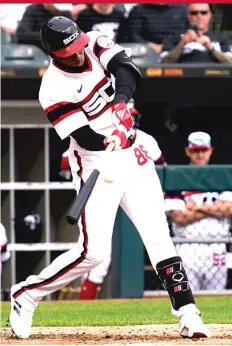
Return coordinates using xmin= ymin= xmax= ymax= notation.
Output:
xmin=156 ymin=256 xmax=195 ymax=311
xmin=107 ymin=51 xmax=142 ymax=84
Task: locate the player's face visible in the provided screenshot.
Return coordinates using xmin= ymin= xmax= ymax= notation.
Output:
xmin=185 ymin=147 xmax=213 ymax=165
xmin=188 ymin=4 xmax=211 ymax=32
xmin=95 ymin=4 xmax=114 ymax=13
xmin=57 ymin=49 xmax=85 ymax=67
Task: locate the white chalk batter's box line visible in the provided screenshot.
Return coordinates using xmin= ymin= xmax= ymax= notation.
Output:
xmin=0 ymin=344 xmax=184 ymax=346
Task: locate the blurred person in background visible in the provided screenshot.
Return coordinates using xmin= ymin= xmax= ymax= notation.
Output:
xmin=162 ymin=3 xmax=232 ymax=63
xmin=215 ymin=4 xmax=232 ymax=40
xmin=114 ymin=4 xmax=137 ymax=19
xmin=59 ymin=149 xmax=72 ymax=181
xmin=0 ymin=223 xmax=11 ymax=280
xmin=16 ymin=4 xmax=86 ymax=51
xmin=226 ymin=241 xmax=232 ymax=289
xmin=165 ymin=132 xmax=232 ymax=291
xmin=113 ymin=4 xmax=137 ymax=42
xmin=71 ymin=4 xmax=88 ymax=22
xmin=127 ymin=4 xmax=187 ymax=54
xmin=77 ymin=4 xmax=124 ymax=42
xmin=0 ymin=4 xmax=29 ymax=35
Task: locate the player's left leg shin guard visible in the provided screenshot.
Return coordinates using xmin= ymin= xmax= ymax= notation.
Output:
xmin=156 ymin=256 xmax=195 ymax=311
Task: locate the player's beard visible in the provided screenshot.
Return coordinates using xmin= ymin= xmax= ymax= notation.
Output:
xmin=62 ymin=58 xmax=85 ymax=67
xmin=66 ymin=52 xmax=85 ymax=67
xmin=75 ymin=58 xmax=85 ymax=67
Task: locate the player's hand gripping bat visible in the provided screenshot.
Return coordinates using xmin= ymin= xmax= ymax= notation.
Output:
xmin=66 ymin=124 xmax=136 ymax=225
xmin=66 ymin=142 xmax=114 ymax=225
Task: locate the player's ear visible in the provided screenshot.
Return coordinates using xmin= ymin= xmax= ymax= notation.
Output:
xmin=185 ymin=147 xmax=190 ymax=158
xmin=209 ymin=147 xmax=213 ymax=155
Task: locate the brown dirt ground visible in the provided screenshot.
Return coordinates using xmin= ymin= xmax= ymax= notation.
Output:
xmin=1 ymin=324 xmax=232 ymax=345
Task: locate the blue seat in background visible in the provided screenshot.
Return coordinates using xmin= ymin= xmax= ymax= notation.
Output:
xmin=1 ymin=43 xmax=49 ymax=69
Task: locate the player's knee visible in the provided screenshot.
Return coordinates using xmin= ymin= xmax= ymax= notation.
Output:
xmin=85 ymin=250 xmax=106 ymax=266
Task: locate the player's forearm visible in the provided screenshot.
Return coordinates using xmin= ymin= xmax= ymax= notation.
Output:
xmin=71 ymin=125 xmax=106 ymax=151
xmin=171 ymin=210 xmax=207 ymax=226
xmin=162 ymin=43 xmax=183 ymax=63
xmin=198 ymin=202 xmax=232 ymax=218
xmin=113 ymin=66 xmax=138 ymax=104
xmin=210 ymin=49 xmax=232 ymax=63
xmin=154 ymin=154 xmax=167 ymax=166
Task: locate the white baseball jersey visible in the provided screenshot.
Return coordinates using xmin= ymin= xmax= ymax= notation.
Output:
xmin=165 ymin=191 xmax=232 ymax=238
xmin=39 ymin=31 xmax=125 ymax=144
xmin=165 ymin=191 xmax=232 ymax=290
xmin=134 ymin=129 xmax=162 ymax=163
xmin=0 ymin=223 xmax=10 ymax=275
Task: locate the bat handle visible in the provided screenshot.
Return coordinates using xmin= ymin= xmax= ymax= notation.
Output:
xmin=101 ymin=142 xmax=114 ymax=183
xmin=105 ymin=130 xmax=134 ymax=153
xmin=105 ymin=142 xmax=115 ymax=152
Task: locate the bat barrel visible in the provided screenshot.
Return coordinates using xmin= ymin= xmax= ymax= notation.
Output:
xmin=66 ymin=169 xmax=100 ymax=225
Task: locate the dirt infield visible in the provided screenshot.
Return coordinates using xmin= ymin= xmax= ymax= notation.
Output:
xmin=1 ymin=324 xmax=232 ymax=345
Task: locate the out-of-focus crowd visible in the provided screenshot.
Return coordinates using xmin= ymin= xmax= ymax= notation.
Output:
xmin=1 ymin=3 xmax=232 ymax=64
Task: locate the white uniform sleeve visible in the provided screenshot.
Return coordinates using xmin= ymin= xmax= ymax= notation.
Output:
xmin=164 ymin=191 xmax=186 ymax=213
xmin=136 ymin=130 xmax=162 ymax=162
xmin=164 ymin=197 xmax=186 ymax=212
xmin=219 ymin=191 xmax=232 ymax=202
xmin=0 ymin=223 xmax=11 ymax=263
xmin=39 ymin=74 xmax=88 ymax=140
xmin=62 ymin=149 xmax=69 ymax=158
xmin=88 ymin=31 xmax=125 ymax=70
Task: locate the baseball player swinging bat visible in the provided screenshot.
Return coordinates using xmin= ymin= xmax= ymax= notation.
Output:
xmin=66 ymin=142 xmax=114 ymax=225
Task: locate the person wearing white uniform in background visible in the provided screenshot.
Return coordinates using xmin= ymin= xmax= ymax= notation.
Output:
xmin=0 ymin=223 xmax=11 ymax=279
xmin=9 ymin=17 xmax=210 ymax=340
xmin=165 ymin=132 xmax=232 ymax=291
xmin=0 ymin=4 xmax=30 ymax=34
xmin=60 ymin=100 xmax=167 ymax=299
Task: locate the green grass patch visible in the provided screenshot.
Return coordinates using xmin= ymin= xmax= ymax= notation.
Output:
xmin=1 ymin=297 xmax=231 ymax=327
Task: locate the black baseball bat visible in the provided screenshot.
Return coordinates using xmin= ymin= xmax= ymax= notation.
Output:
xmin=66 ymin=142 xmax=114 ymax=225
xmin=66 ymin=169 xmax=100 ymax=225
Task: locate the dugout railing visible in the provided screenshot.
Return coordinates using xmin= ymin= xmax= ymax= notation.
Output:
xmin=1 ymin=101 xmax=232 ymax=299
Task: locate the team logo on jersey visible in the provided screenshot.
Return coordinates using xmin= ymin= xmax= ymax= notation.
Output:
xmin=82 ymin=79 xmax=114 ymax=117
xmin=77 ymin=85 xmax=82 ymax=93
xmin=97 ymin=36 xmax=115 ymax=49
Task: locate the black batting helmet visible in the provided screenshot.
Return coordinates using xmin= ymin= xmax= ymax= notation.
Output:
xmin=40 ymin=16 xmax=90 ymax=58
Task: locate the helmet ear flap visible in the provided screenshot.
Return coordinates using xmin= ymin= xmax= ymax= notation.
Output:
xmin=49 ymin=52 xmax=56 ymax=59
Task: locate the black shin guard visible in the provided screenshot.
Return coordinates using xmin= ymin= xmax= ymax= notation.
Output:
xmin=156 ymin=256 xmax=195 ymax=311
